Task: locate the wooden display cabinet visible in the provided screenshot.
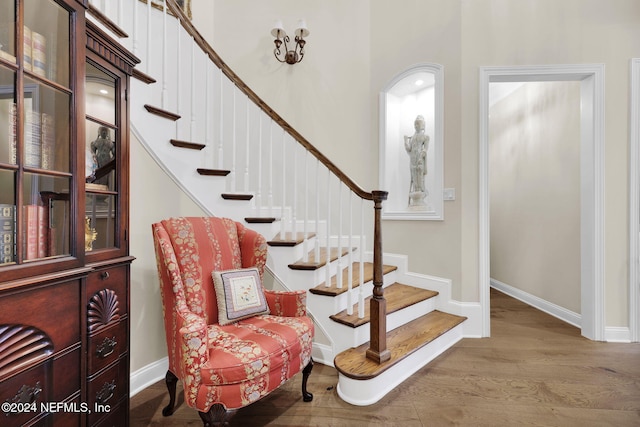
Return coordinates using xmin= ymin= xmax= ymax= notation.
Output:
xmin=0 ymin=1 xmax=138 ymax=425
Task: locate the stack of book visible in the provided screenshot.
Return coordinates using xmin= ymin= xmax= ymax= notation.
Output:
xmin=0 ymin=204 xmax=15 ymax=264
xmin=7 ymin=104 xmax=56 ymax=169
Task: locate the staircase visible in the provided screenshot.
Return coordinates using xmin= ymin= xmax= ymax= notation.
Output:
xmin=87 ymin=0 xmax=466 ymax=406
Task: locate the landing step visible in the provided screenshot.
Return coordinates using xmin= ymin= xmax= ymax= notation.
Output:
xmin=144 ymin=104 xmax=181 ymax=121
xmin=334 ymin=310 xmax=466 ymax=380
xmin=245 ymin=217 xmax=278 ymax=224
xmin=268 ymin=232 xmax=315 ymax=247
xmin=330 ymin=283 xmax=438 ymax=328
xmin=221 ymin=193 xmax=253 ymax=201
xmin=170 ymin=139 xmax=205 ymax=150
xmin=197 ymin=168 xmax=230 ymax=176
xmin=309 ymin=262 xmax=397 ymax=296
xmin=288 ymin=247 xmax=353 ymax=270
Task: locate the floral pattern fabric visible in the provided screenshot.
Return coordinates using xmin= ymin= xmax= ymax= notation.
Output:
xmin=152 ymin=217 xmax=314 ymax=412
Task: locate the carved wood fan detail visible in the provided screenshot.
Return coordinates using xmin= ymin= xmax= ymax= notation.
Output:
xmin=0 ymin=325 xmax=53 ymax=379
xmin=88 ymin=289 xmax=121 ymax=332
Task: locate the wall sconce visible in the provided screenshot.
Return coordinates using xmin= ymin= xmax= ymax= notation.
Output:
xmin=271 ymin=19 xmax=309 ymax=65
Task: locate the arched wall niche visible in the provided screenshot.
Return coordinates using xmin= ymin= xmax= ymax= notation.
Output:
xmin=379 ymin=63 xmax=444 ymax=220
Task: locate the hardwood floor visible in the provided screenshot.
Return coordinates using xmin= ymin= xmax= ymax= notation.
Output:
xmin=130 ymin=289 xmax=640 ymax=426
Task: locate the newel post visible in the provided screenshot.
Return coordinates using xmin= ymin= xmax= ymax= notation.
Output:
xmin=366 ymin=190 xmax=391 ymax=364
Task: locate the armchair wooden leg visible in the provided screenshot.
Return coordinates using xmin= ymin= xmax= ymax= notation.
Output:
xmin=302 ymin=358 xmax=314 ymax=402
xmin=162 ymin=369 xmax=178 ymax=416
xmin=199 ymin=403 xmax=237 ymax=427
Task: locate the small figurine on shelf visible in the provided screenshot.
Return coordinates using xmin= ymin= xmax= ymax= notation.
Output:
xmin=85 ymin=217 xmax=97 ymax=252
xmin=90 ymin=126 xmax=114 ymax=186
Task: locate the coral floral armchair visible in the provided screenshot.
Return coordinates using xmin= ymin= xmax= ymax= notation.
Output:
xmin=152 ymin=217 xmax=314 ymax=425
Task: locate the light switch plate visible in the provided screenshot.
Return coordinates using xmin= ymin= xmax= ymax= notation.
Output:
xmin=444 ymin=188 xmax=456 ymax=201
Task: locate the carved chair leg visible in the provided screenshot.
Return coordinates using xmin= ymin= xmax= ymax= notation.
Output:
xmin=199 ymin=403 xmax=237 ymax=427
xmin=162 ymin=369 xmax=178 ymax=416
xmin=302 ymin=358 xmax=314 ymax=402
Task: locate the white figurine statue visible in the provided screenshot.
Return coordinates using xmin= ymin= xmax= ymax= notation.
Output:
xmin=403 ymin=115 xmax=429 ymax=208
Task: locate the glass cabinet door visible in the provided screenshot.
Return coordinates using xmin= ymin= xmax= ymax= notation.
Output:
xmin=84 ymin=61 xmax=118 ymax=253
xmin=0 ymin=0 xmax=77 ymax=268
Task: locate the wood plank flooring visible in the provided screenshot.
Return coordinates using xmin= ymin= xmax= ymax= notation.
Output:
xmin=129 ymin=289 xmax=640 ymax=426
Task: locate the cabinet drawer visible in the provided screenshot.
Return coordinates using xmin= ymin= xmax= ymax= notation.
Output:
xmin=93 ymin=399 xmax=128 ymax=427
xmin=88 ymin=321 xmax=127 ymax=375
xmin=0 ymin=360 xmax=52 ymax=426
xmin=87 ymin=361 xmax=127 ymax=425
xmin=87 ymin=266 xmax=129 ymax=332
xmin=52 ymin=347 xmax=81 ymax=403
xmin=0 ymin=280 xmax=81 ymax=351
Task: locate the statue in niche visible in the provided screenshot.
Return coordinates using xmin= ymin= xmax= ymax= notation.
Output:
xmin=403 ymin=115 xmax=429 ymax=209
xmin=90 ymin=126 xmax=114 ymax=186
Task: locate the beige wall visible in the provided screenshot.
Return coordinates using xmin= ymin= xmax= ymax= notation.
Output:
xmin=129 ymin=133 xmax=207 ymax=373
xmin=489 ymin=81 xmax=581 ymax=313
xmin=179 ymin=1 xmax=638 ymax=328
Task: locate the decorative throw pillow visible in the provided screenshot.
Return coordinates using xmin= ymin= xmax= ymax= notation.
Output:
xmin=212 ymin=267 xmax=270 ymax=325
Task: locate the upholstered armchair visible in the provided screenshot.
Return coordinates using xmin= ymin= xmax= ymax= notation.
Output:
xmin=152 ymin=217 xmax=314 ymax=425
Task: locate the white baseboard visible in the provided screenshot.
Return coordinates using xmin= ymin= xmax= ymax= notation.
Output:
xmin=605 ymin=326 xmax=631 ymax=343
xmin=130 ymin=357 xmax=169 ymax=398
xmin=490 ymin=278 xmax=581 ymax=327
xmin=312 ymin=342 xmax=334 ymax=367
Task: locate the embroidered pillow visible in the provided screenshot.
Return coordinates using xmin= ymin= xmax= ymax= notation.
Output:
xmin=212 ymin=267 xmax=269 ymax=325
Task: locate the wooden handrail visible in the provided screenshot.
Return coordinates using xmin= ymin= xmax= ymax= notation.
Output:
xmin=163 ymin=0 xmax=374 ymax=201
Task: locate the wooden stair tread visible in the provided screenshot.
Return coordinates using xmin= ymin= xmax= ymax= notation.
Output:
xmin=245 ymin=217 xmax=278 ymax=224
xmin=268 ymin=232 xmax=315 ymax=247
xmin=132 ymin=68 xmax=156 ymax=84
xmin=197 ymin=168 xmax=230 ymax=176
xmin=309 ymin=262 xmax=397 ymax=296
xmin=334 ymin=310 xmax=466 ymax=380
xmin=144 ymin=104 xmax=181 ymax=121
xmin=221 ymin=193 xmax=253 ymax=201
xmin=330 ymin=283 xmax=438 ymax=328
xmin=288 ymin=247 xmax=353 ymax=270
xmin=170 ymin=139 xmax=205 ymax=150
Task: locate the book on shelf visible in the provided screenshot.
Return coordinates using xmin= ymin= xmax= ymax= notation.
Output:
xmin=0 ymin=49 xmax=16 ymax=63
xmin=23 ymin=25 xmax=32 ymax=72
xmin=23 ymin=204 xmax=49 ymax=260
xmin=31 ymin=31 xmax=46 ymax=78
xmin=0 ymin=204 xmax=15 ymax=264
xmin=41 ymin=112 xmax=55 ymax=169
xmin=24 ymin=108 xmax=41 ymax=168
xmin=9 ymin=103 xmax=16 ymax=165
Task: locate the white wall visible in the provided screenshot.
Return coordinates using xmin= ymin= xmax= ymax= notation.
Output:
xmin=129 ymin=133 xmax=207 ymax=373
xmin=489 ymin=81 xmax=581 ymax=313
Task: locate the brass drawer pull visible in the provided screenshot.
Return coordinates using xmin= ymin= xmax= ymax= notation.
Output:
xmin=96 ymin=336 xmax=118 ymax=359
xmin=96 ymin=380 xmax=116 ymax=405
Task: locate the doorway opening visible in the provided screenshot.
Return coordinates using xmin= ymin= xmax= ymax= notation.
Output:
xmin=479 ymin=65 xmax=605 ymax=341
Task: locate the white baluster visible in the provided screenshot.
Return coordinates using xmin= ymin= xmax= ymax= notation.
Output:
xmin=359 ymin=198 xmax=365 ymax=318
xmin=325 ymin=170 xmax=331 ymax=287
xmin=256 ymin=113 xmax=263 ymax=209
xmin=291 ymin=144 xmax=298 ymax=240
xmin=205 ymin=62 xmax=211 ymax=168
xmin=347 ymin=191 xmax=354 ymax=315
xmin=302 ymin=150 xmax=309 ymax=263
xmin=336 ymin=182 xmax=343 ymax=289
xmin=175 ymin=21 xmax=181 ymax=137
xmin=268 ymin=119 xmax=274 ymax=217
xmin=218 ymin=70 xmax=224 ymax=169
xmin=315 ymin=158 xmax=320 ymax=262
xmin=244 ymin=98 xmax=250 ymax=193
xmin=161 ymin=0 xmax=168 ymax=109
xmin=146 ymin=0 xmax=151 ymax=74
xmin=190 ymin=40 xmax=196 ymax=142
xmin=230 ymin=87 xmax=237 ymax=192
xmin=280 ymin=129 xmax=287 ymax=238
xmin=132 ymin=0 xmax=138 ymax=57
